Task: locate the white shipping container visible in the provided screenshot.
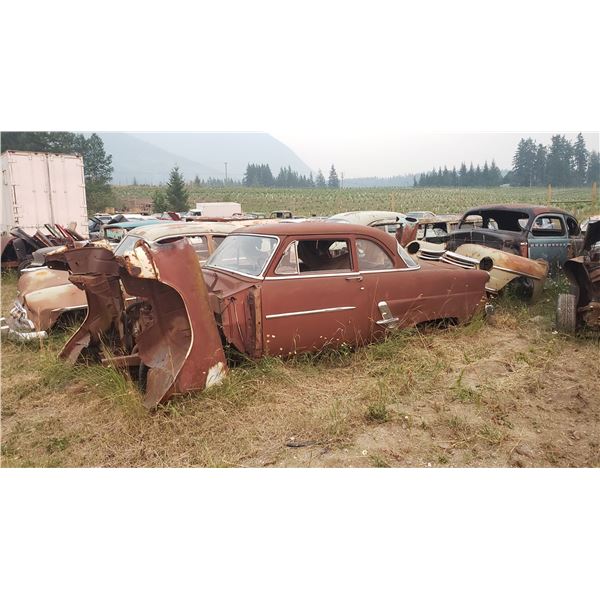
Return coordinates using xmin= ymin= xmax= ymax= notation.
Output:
xmin=194 ymin=202 xmax=242 ymax=218
xmin=1 ymin=151 xmax=89 ymax=238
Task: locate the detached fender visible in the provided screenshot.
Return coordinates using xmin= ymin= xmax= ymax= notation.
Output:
xmin=58 ymin=238 xmax=227 ymax=408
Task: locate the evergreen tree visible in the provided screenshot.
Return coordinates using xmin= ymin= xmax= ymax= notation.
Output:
xmin=587 ymin=151 xmax=600 ymax=185
xmin=165 ymin=166 xmax=189 ymax=211
xmin=489 ymin=160 xmax=502 ymax=186
xmin=152 ymin=189 xmax=169 ymax=213
xmin=451 ymin=167 xmax=458 ymax=186
xmin=328 ymin=165 xmax=340 ymax=188
xmin=512 ymin=137 xmax=537 ymax=186
xmin=546 ymin=135 xmax=574 ymax=187
xmin=533 ymin=144 xmax=547 ymax=186
xmin=458 ymin=162 xmax=467 ymax=186
xmin=316 ymin=170 xmax=327 ymax=188
xmin=467 ymin=163 xmax=475 ymax=186
xmin=573 ymin=132 xmax=589 ymax=186
xmin=482 ymin=161 xmax=490 ymax=186
xmin=193 ymin=175 xmax=201 ymax=186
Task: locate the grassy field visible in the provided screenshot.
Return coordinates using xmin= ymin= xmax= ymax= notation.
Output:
xmin=113 ymin=185 xmax=598 ymax=220
xmin=1 ymin=269 xmax=598 ymax=468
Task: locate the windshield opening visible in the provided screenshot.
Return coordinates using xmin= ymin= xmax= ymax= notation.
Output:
xmin=205 ymin=234 xmax=278 ymax=276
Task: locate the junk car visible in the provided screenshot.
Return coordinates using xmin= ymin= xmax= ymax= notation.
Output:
xmin=445 ymin=204 xmax=581 ymax=267
xmin=53 ymin=222 xmax=490 ymax=408
xmin=556 ymin=216 xmax=600 ymax=332
xmin=0 ymin=222 xmax=245 ymax=341
xmin=408 ymin=239 xmax=549 ymax=302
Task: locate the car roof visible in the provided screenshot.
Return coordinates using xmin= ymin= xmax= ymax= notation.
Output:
xmin=233 ymin=221 xmax=399 ymax=244
xmin=463 ymin=204 xmax=576 ymax=218
xmin=103 ymin=219 xmax=163 ymax=230
xmin=124 ymin=221 xmax=243 ymax=241
xmin=328 ymin=210 xmax=407 ymax=224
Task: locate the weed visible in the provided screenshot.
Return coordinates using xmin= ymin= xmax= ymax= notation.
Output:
xmin=366 ymin=400 xmax=389 ymax=423
xmin=46 ymin=436 xmax=70 ymax=454
xmin=371 ymin=454 xmax=391 ymax=468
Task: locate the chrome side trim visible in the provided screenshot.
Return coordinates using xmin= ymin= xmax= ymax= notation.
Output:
xmin=265 ymin=306 xmax=356 ymax=319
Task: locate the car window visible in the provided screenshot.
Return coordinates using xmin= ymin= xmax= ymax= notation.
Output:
xmin=275 ymin=241 xmax=300 ymax=275
xmin=104 ymin=227 xmax=127 ymax=242
xmin=356 ymin=239 xmax=394 ymax=271
xmin=296 ymin=239 xmax=352 ymax=273
xmin=114 ymin=234 xmax=141 ymax=256
xmin=183 ymin=235 xmax=209 ymax=260
xmin=206 ymin=234 xmax=278 ymax=276
xmin=531 ymin=216 xmax=565 ymax=237
xmin=212 ymin=235 xmax=226 ymax=249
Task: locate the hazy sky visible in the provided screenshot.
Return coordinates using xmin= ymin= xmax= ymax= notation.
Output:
xmin=272 ymin=131 xmax=600 ymax=178
xmin=3 ymin=1 xmax=598 ymax=180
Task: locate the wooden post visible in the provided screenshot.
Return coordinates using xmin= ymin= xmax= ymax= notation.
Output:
xmin=547 ymin=184 xmax=552 ymax=204
xmin=593 ymin=182 xmax=598 ymax=211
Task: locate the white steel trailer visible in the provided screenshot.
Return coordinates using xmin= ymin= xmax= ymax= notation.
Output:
xmin=1 ymin=151 xmax=89 ymax=238
xmin=193 ymin=202 xmax=242 ymax=218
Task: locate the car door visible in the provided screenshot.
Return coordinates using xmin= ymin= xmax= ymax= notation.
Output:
xmin=528 ymin=214 xmax=570 ymax=265
xmin=260 ymin=236 xmax=368 ymax=356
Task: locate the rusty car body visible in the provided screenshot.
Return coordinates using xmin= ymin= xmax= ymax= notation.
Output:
xmin=408 ymin=239 xmax=550 ymax=302
xmin=0 ymin=221 xmax=247 ymax=341
xmin=54 ymin=222 xmax=490 ymax=408
xmin=556 ymin=216 xmax=600 ymax=332
xmin=445 ymin=205 xmax=581 ymax=267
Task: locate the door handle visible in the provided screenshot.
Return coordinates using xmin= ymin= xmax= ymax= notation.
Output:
xmin=345 ymin=275 xmax=363 ymax=281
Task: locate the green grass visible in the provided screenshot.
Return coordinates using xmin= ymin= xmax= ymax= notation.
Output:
xmin=111 ymin=185 xmax=598 ymax=220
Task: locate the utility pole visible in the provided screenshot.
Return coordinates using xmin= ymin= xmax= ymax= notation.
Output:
xmin=224 ymin=162 xmax=228 ymax=184
xmin=341 ymin=172 xmax=344 ymax=189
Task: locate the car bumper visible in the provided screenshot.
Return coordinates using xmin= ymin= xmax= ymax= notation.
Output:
xmin=0 ymin=301 xmax=48 ymax=341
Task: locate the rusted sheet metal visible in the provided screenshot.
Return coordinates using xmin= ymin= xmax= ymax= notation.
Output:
xmin=563 ymin=218 xmax=600 ymax=330
xmin=59 ymin=239 xmax=227 ymax=408
xmin=454 ymin=243 xmax=549 ymax=301
xmin=14 ymin=268 xmax=87 ymax=332
xmin=394 ymin=217 xmax=419 ymax=247
xmin=409 ymin=240 xmax=549 ymax=302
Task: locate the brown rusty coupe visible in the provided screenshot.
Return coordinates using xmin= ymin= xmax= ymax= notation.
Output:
xmin=556 ymin=216 xmax=600 ymax=332
xmin=55 ymin=221 xmax=490 ymax=408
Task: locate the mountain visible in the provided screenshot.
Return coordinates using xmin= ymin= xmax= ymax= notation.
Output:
xmin=129 ymin=132 xmax=313 ymax=181
xmin=98 ymin=132 xmax=222 ymax=184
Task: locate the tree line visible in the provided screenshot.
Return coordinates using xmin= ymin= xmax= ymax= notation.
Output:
xmin=415 ymin=132 xmax=599 ymax=188
xmin=242 ymin=163 xmax=340 ymax=188
xmin=415 ymin=161 xmax=503 ymax=188
xmin=0 ymin=131 xmax=115 ymax=213
xmin=511 ymin=133 xmax=599 ymax=187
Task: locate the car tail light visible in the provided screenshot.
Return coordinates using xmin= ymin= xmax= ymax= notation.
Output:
xmin=519 ymin=242 xmax=528 ymax=258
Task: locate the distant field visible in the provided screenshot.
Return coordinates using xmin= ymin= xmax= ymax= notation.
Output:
xmin=112 ymin=186 xmax=598 ymax=219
